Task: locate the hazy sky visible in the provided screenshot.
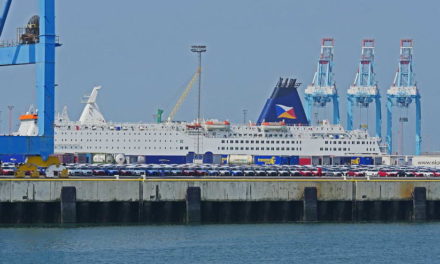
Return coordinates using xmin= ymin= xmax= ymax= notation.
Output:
xmin=0 ymin=0 xmax=438 ymax=154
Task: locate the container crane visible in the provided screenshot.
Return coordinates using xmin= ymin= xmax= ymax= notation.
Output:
xmin=386 ymin=39 xmax=421 ymax=155
xmin=305 ymin=38 xmax=340 ymax=125
xmin=347 ymin=39 xmax=381 ymax=137
xmin=0 ymin=0 xmax=64 ymax=177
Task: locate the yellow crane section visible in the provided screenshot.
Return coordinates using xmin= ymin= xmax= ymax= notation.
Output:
xmin=167 ymin=67 xmax=200 ymax=122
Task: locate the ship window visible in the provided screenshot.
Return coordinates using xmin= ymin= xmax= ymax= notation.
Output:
xmin=333 ymin=141 xmax=337 ymax=144
xmin=221 ymin=140 xmax=225 ymax=143
xmin=325 ymin=141 xmax=328 ymax=144
xmin=235 ymin=147 xmax=239 ymax=150
xmin=320 ymin=148 xmax=323 ymax=151
xmin=251 ymin=147 xmax=254 ymax=150
xmin=256 ymin=147 xmax=259 ymax=150
xmin=245 ymin=147 xmax=249 ymax=150
xmin=276 ymin=141 xmax=279 ymax=144
xmin=338 ymin=141 xmax=341 ymax=144
xmin=286 ymin=147 xmax=289 ymax=150
xmin=180 ymin=147 xmax=183 ymax=150
xmin=240 ymin=147 xmax=244 ymax=150
xmin=325 ymin=148 xmax=328 ymax=151
xmin=271 ymin=147 xmax=274 ymax=150
xmin=362 ymin=141 xmax=365 ymax=144
xmin=221 ymin=147 xmax=225 ymax=150
xmin=281 ymin=147 xmax=284 ymax=151
xmin=343 ymin=141 xmax=346 ymax=144
xmin=276 ymin=147 xmax=279 ymax=150
xmin=357 ymin=141 xmax=360 ymax=144
xmin=352 ymin=141 xmax=355 ymax=144
xmin=281 ymin=141 xmax=285 ymax=144
xmin=271 ymin=141 xmax=274 ymax=144
xmin=245 ymin=140 xmax=249 ymax=143
xmin=333 ymin=148 xmax=336 ymax=151
xmin=251 ymin=141 xmax=254 ymax=143
xmin=240 ymin=140 xmax=244 ymax=143
xmin=338 ymin=148 xmax=341 ymax=151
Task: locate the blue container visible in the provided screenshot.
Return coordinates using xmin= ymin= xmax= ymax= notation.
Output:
xmin=254 ymin=155 xmax=281 ymax=165
xmin=146 ymin=155 xmax=186 ymax=164
xmin=289 ymin=156 xmax=299 ymax=165
xmin=280 ymin=156 xmax=290 ymax=165
xmin=221 ymin=155 xmax=228 ymax=164
xmin=360 ymin=157 xmax=374 ymax=165
xmin=0 ymin=154 xmax=25 ymax=164
xmin=203 ymin=152 xmax=213 ymax=164
xmin=186 ymin=152 xmax=195 ymax=163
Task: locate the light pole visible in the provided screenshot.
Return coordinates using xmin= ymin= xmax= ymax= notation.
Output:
xmin=7 ymin=105 xmax=14 ymax=135
xmin=191 ymin=45 xmax=207 ymax=155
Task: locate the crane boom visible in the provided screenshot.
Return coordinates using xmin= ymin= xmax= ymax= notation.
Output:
xmin=167 ymin=67 xmax=200 ymax=122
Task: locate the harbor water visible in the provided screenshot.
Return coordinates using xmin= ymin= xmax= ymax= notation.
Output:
xmin=0 ymin=223 xmax=438 ymax=264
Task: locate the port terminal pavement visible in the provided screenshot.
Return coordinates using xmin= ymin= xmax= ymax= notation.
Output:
xmin=0 ymin=177 xmax=438 ymax=224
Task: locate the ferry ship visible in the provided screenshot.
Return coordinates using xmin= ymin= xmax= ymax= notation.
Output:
xmin=17 ymin=78 xmax=384 ymax=164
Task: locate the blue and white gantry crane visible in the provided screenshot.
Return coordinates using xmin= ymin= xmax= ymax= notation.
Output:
xmin=386 ymin=39 xmax=421 ymax=155
xmin=347 ymin=39 xmax=381 ymax=137
xmin=0 ymin=0 xmax=63 ymax=176
xmin=305 ymin=38 xmax=340 ymax=125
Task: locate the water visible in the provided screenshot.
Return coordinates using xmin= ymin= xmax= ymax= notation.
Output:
xmin=0 ymin=223 xmax=439 ymax=264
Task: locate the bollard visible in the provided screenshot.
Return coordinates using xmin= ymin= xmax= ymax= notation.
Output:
xmin=186 ymin=187 xmax=201 ymax=224
xmin=60 ymin=186 xmax=77 ymax=224
xmin=413 ymin=187 xmax=427 ymax=222
xmin=303 ymin=187 xmax=318 ymax=222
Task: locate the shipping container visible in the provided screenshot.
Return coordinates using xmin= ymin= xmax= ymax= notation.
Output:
xmin=0 ymin=154 xmax=25 ymax=164
xmin=203 ymin=152 xmax=213 ymax=164
xmin=186 ymin=152 xmax=195 ymax=163
xmin=76 ymin=153 xmax=89 ymax=164
xmin=412 ymin=155 xmax=440 ymax=168
xmin=105 ymin=154 xmax=115 ymax=164
xmin=92 ymin=153 xmax=106 ymax=164
xmin=299 ymin=157 xmax=311 ymax=165
xmin=145 ymin=155 xmax=186 ymax=164
xmin=212 ymin=154 xmax=223 ymax=164
xmin=350 ymin=157 xmax=374 ymax=165
xmin=254 ymin=155 xmax=281 ymax=165
xmin=312 ymin=156 xmax=322 ymax=165
xmin=127 ymin=156 xmax=138 ymax=164
xmin=280 ymin=156 xmax=290 ymax=165
xmin=289 ymin=156 xmax=299 ymax=165
xmin=228 ymin=155 xmax=253 ymax=165
xmin=322 ymin=156 xmax=332 ymax=165
xmin=221 ymin=155 xmax=228 ymax=164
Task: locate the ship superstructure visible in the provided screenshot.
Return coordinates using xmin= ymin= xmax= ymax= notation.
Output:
xmin=18 ymin=79 xmax=383 ymax=162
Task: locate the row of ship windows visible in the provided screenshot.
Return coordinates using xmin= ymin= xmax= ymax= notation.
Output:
xmin=56 ymin=139 xmax=185 ymax=143
xmin=319 ymin=147 xmax=376 ymax=152
xmin=221 ymin=140 xmax=302 ymax=144
xmin=58 ymin=131 xmax=303 ymax=139
xmin=218 ymin=147 xmax=302 ymax=151
xmin=58 ymin=132 xmax=181 ymax=136
xmin=325 ymin=141 xmax=374 ymax=145
xmin=57 ymin=146 xmax=190 ymax=150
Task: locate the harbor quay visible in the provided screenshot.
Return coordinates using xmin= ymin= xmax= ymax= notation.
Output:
xmin=0 ymin=178 xmax=439 ymax=224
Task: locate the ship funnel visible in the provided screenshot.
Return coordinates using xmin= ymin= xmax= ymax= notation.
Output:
xmin=257 ymin=78 xmax=308 ymax=125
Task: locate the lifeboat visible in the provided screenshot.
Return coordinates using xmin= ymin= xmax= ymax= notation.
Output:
xmin=203 ymin=120 xmax=230 ymax=130
xmin=261 ymin=121 xmax=286 ymax=130
xmin=19 ymin=114 xmax=38 ymax=121
xmin=186 ymin=123 xmax=202 ymax=129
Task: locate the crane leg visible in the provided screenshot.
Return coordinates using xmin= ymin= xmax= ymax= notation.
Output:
xmin=15 ymin=156 xmax=68 ymax=178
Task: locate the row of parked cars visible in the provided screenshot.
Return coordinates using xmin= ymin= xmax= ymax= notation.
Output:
xmin=1 ymin=162 xmax=440 ymax=177
xmin=62 ymin=164 xmax=440 ymax=177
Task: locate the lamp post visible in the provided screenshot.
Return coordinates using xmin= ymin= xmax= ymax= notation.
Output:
xmin=191 ymin=45 xmax=206 ymax=155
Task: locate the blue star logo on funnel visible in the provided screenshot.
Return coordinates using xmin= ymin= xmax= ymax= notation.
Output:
xmin=276 ymin=104 xmax=296 ymax=119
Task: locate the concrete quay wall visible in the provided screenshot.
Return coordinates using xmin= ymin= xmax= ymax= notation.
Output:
xmin=0 ymin=179 xmax=439 ymax=202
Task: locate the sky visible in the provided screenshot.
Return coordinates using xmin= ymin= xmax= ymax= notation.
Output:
xmin=0 ymin=0 xmax=438 ymax=154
